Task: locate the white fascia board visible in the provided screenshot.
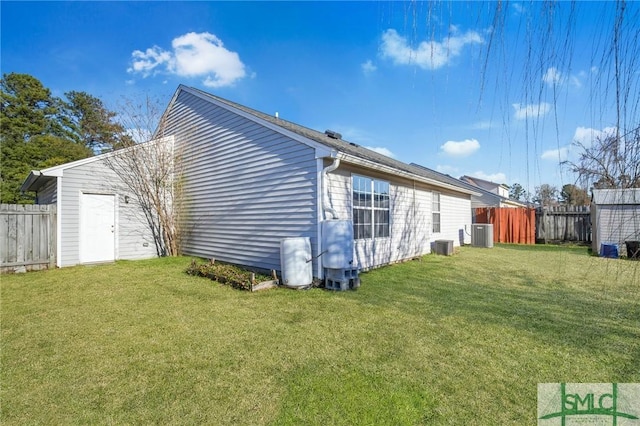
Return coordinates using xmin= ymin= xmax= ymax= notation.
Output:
xmin=337 ymin=152 xmax=480 ymax=196
xmin=21 ymin=171 xmax=45 ymax=192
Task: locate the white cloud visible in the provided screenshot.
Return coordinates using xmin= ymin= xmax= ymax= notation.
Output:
xmin=440 ymin=138 xmax=480 ymax=156
xmin=569 ymin=75 xmax=582 ymax=88
xmin=512 ymin=3 xmax=526 ymax=15
xmin=512 ymin=102 xmax=552 ymax=120
xmin=541 ymin=147 xmax=569 ymax=162
xmin=361 ymin=60 xmax=377 ymax=74
xmin=573 ymin=126 xmax=617 ymax=147
xmin=128 ymin=32 xmax=246 ymax=88
xmin=543 ymin=67 xmax=563 ymax=86
xmin=380 ymin=28 xmax=483 ymax=70
xmin=469 ymin=171 xmax=508 ymax=184
xmin=543 ymin=67 xmax=583 ymax=88
xmin=364 ymin=146 xmax=395 ymax=158
xmin=472 ymin=120 xmax=494 ymax=130
xmin=128 ymin=46 xmax=172 ymax=77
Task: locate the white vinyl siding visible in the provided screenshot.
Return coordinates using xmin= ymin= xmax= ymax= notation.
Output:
xmin=325 ymin=163 xmax=471 ymax=270
xmin=439 ymin=190 xmax=473 ymax=246
xmin=591 ymin=189 xmax=640 ymax=257
xmin=58 ymin=161 xmax=157 ymax=266
xmin=164 ymin=90 xmax=319 ymax=275
xmin=593 ymin=205 xmax=640 ymax=257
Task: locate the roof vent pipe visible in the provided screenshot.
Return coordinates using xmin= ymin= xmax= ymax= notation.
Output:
xmin=322 ymin=157 xmax=340 ymax=220
xmin=325 ymin=130 xmax=342 ymax=140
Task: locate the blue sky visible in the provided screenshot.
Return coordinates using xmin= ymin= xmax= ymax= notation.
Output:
xmin=2 ymin=1 xmax=637 ymax=195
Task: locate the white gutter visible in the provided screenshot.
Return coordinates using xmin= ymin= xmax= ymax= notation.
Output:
xmin=322 ymin=157 xmax=340 ymax=220
xmin=337 ymin=152 xmax=480 ymax=196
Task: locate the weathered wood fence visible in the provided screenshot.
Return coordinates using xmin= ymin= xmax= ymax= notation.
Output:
xmin=535 ymin=205 xmax=591 ymax=243
xmin=1 ymin=204 xmax=56 ymax=273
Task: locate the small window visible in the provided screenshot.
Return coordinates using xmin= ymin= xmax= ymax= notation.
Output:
xmin=432 ymin=192 xmax=441 ymax=233
xmin=353 ymin=175 xmax=390 ymax=240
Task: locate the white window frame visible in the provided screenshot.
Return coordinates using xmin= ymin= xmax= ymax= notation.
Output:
xmin=352 ymin=175 xmax=390 ymax=240
xmin=432 ymin=191 xmax=441 ymax=234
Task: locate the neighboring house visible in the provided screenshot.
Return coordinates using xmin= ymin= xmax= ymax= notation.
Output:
xmin=23 ymin=85 xmax=477 ymax=277
xmin=460 ymin=175 xmax=528 ymax=209
xmin=591 ymin=188 xmax=640 ymax=257
xmin=468 ymin=186 xmax=528 ymax=210
xmin=460 ymin=176 xmax=529 ymax=226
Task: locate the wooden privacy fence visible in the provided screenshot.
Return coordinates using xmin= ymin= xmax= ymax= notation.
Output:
xmin=475 ymin=207 xmax=536 ymax=244
xmin=535 ymin=205 xmax=591 ymax=243
xmin=1 ymin=204 xmax=56 ymax=273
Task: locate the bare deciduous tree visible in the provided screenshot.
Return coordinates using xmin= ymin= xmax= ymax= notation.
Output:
xmin=533 ymin=184 xmax=559 ymax=207
xmin=562 ymin=127 xmax=640 ymax=189
xmin=103 ymin=96 xmax=184 ymax=256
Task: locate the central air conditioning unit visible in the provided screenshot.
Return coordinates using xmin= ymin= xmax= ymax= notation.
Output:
xmin=471 ymin=224 xmax=494 ymax=248
xmin=434 ymin=239 xmax=454 ymax=256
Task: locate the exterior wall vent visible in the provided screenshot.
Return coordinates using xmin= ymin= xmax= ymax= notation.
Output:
xmin=471 ymin=224 xmax=494 ymax=248
xmin=324 ymin=130 xmax=342 ymax=139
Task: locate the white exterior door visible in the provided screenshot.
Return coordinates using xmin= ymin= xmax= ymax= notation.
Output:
xmin=80 ymin=193 xmax=115 ymax=263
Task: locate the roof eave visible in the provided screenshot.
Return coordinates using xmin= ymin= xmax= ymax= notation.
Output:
xmin=21 ymin=171 xmax=57 ymax=193
xmin=337 ymin=152 xmax=479 ymax=195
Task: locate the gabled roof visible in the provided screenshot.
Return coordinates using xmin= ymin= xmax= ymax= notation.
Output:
xmin=414 ymin=166 xmax=527 ymax=207
xmin=460 ymin=175 xmax=509 ymax=190
xmin=172 ymin=85 xmax=478 ymax=195
xmin=458 ymin=174 xmax=528 ymax=207
xmin=410 ymin=163 xmax=481 ymax=192
xmin=592 ymin=188 xmax=640 ymax=205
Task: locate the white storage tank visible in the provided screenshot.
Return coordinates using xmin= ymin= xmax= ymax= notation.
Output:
xmin=280 ymin=237 xmax=313 ymax=287
xmin=322 ymin=220 xmax=354 ymax=269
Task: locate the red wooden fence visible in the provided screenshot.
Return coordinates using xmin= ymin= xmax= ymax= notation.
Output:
xmin=475 ymin=207 xmax=536 ymax=244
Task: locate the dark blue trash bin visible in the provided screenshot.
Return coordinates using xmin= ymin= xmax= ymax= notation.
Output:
xmin=600 ymin=243 xmax=619 ymax=258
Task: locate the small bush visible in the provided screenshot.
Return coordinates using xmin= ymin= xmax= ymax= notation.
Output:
xmin=186 ymin=259 xmax=273 ymax=291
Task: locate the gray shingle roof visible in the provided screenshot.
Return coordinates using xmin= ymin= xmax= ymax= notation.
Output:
xmin=592 ymin=188 xmax=640 ymax=205
xmin=183 ymin=85 xmax=475 ymax=194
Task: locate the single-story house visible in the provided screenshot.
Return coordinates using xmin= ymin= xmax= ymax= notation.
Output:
xmin=23 ymin=85 xmax=478 ymax=277
xmin=591 ymin=188 xmax=640 ymax=257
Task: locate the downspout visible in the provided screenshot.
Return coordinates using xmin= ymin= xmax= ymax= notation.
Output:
xmin=413 ymin=180 xmax=417 ymax=257
xmin=322 ymin=157 xmax=340 ymax=220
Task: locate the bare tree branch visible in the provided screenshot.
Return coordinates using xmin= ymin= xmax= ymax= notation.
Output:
xmin=102 ymin=96 xmax=185 ymax=256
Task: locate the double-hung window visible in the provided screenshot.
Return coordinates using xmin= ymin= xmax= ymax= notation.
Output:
xmin=352 ymin=175 xmax=390 ymax=240
xmin=432 ymin=191 xmax=441 ymax=233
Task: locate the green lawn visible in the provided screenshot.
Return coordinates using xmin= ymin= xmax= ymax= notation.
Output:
xmin=2 ymin=245 xmax=638 ymax=425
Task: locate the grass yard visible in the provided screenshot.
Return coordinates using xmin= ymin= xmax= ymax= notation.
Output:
xmin=1 ymin=245 xmax=639 ymax=424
